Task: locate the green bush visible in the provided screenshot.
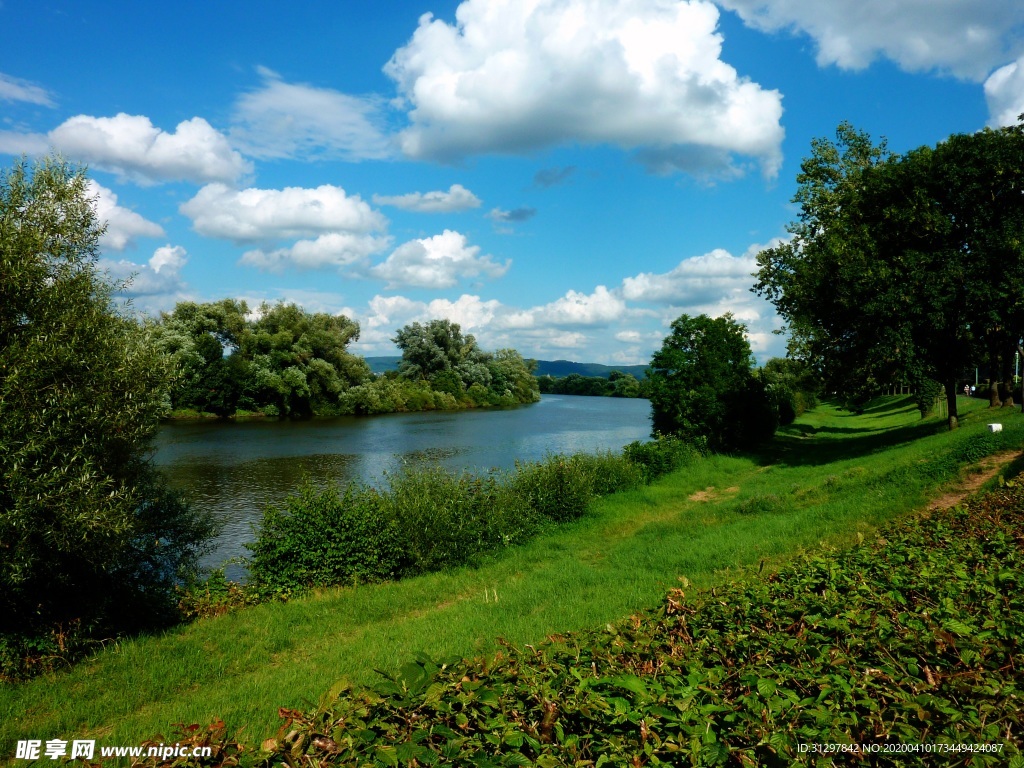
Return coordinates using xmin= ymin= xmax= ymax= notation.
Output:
xmin=247 ymin=447 xmax=655 ymax=595
xmin=623 ymin=433 xmax=700 ymax=481
xmin=511 ymin=455 xmax=596 ymax=523
xmin=246 ymin=483 xmax=403 ymax=594
xmin=383 ymin=468 xmax=537 ymax=575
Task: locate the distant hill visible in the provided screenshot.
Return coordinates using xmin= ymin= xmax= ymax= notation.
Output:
xmin=365 ymin=356 xmax=648 ymax=380
xmin=365 ymin=356 xmax=402 ymax=375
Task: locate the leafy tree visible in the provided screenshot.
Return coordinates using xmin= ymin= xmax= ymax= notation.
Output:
xmin=241 ymin=302 xmax=370 ymax=417
xmin=0 ymin=158 xmax=215 ymax=658
xmin=755 ymin=121 xmax=1024 ymax=428
xmin=148 ymin=299 xmax=250 ymax=416
xmin=648 ymin=313 xmax=775 ymax=450
xmin=393 ymin=319 xmax=488 ymax=383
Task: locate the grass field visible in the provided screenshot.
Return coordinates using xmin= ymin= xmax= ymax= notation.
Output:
xmin=2 ymin=395 xmax=1021 ymax=756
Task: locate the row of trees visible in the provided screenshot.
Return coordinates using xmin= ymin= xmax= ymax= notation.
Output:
xmin=149 ymin=307 xmax=539 ymax=419
xmin=754 ymin=121 xmax=1024 ymax=429
xmin=537 ymin=371 xmax=646 ymax=398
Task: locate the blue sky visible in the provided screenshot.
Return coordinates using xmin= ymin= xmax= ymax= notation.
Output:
xmin=3 ymin=1 xmax=1023 ymax=365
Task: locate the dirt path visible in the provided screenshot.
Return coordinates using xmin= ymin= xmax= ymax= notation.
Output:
xmin=925 ymin=448 xmax=1022 ymax=511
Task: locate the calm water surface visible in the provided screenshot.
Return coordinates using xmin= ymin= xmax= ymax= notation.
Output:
xmin=154 ymin=395 xmax=651 ymax=576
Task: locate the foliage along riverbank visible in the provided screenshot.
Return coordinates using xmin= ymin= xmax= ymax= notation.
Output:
xmin=4 ymin=396 xmax=1023 ymax=757
xmin=150 ymin=303 xmax=539 ymax=420
xmin=154 ymin=480 xmax=1024 ymax=767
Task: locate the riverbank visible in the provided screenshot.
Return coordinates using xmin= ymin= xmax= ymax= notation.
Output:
xmin=2 ymin=396 xmax=1021 ymax=755
xmin=187 ymin=476 xmax=1024 ymax=766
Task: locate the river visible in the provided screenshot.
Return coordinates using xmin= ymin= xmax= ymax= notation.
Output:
xmin=154 ymin=395 xmax=651 ymax=577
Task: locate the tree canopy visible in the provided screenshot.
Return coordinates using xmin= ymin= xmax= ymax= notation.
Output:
xmin=647 ymin=313 xmax=776 ymax=450
xmin=754 ymin=121 xmax=1024 ymax=428
xmin=0 ymin=158 xmax=214 ymax=666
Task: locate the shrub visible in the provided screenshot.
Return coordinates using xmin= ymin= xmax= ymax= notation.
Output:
xmin=246 ymin=483 xmax=403 ymax=594
xmin=246 ymin=443 xmax=697 ymax=597
xmin=623 ymin=433 xmax=701 ymax=481
xmin=511 ymin=455 xmax=596 ymax=523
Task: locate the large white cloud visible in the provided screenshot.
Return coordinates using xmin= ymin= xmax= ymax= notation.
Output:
xmin=47 ymin=114 xmax=251 ymax=185
xmin=180 ymin=183 xmax=386 ymax=242
xmin=622 ymin=245 xmax=760 ymax=305
xmin=621 ymin=240 xmax=788 ymax=358
xmin=505 ymin=285 xmax=628 ymax=329
xmin=718 ymin=0 xmax=1024 ymax=81
xmin=373 ymin=183 xmax=481 ymax=212
xmin=102 ymin=244 xmax=190 ymax=313
xmin=356 ymin=293 xmax=502 ymax=348
xmin=384 ymin=0 xmax=784 ymax=176
xmin=0 ymin=72 xmax=55 ymax=106
xmin=985 ymin=56 xmax=1024 ymax=126
xmin=231 ymin=67 xmax=393 ymax=161
xmin=240 ymin=232 xmax=391 ymax=272
xmin=87 ymin=180 xmax=165 ymax=251
xmin=370 ymin=230 xmax=510 ymax=288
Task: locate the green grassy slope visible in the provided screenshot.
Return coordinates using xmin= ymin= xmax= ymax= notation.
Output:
xmin=2 ymin=396 xmax=1020 ymax=754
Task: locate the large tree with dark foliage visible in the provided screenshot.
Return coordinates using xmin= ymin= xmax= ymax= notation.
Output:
xmin=648 ymin=313 xmax=776 ymax=450
xmin=0 ymin=158 xmax=214 ymax=670
xmin=754 ymin=121 xmax=1024 ymax=428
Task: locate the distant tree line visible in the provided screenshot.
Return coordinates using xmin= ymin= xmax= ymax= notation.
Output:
xmin=536 ymin=370 xmax=648 ymax=398
xmin=148 ymin=307 xmax=539 ymax=419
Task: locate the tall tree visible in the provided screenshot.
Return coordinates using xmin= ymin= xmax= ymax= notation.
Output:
xmin=393 ymin=319 xmax=490 ymax=391
xmin=241 ymin=302 xmax=370 ymax=417
xmin=648 ymin=313 xmax=776 ymax=450
xmin=0 ymin=158 xmax=214 ymax=653
xmin=754 ymin=122 xmax=1024 ymax=428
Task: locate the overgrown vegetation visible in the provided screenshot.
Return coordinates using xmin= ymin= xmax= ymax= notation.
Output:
xmin=0 ymin=158 xmax=215 ymax=681
xmin=150 ymin=309 xmax=540 ymax=419
xmin=245 ymin=436 xmax=697 ymax=597
xmin=142 ymin=463 xmax=1024 ymax=767
xmin=4 ymin=396 xmax=1020 ymax=754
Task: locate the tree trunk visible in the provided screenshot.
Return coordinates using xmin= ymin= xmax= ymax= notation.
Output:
xmin=945 ymin=380 xmax=959 ymax=430
xmin=989 ymin=377 xmax=1002 ymax=408
xmin=1001 ymin=352 xmax=1015 ymax=407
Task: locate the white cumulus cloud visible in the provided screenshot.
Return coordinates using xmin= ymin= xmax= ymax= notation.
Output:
xmin=717 ymin=0 xmax=1024 ymax=81
xmin=240 ymin=232 xmax=391 ymax=272
xmin=87 ymin=180 xmax=165 ymax=251
xmin=181 ymin=183 xmax=386 ymax=242
xmin=985 ymin=56 xmax=1024 ymax=126
xmin=102 ymin=244 xmax=190 ymax=312
xmin=231 ymin=66 xmax=393 ymax=161
xmin=373 ymin=183 xmax=482 ymax=212
xmin=370 ymin=230 xmax=510 ymax=288
xmin=47 ymin=114 xmax=250 ymax=185
xmin=518 ymin=285 xmax=627 ymax=328
xmin=384 ymin=0 xmax=784 ymax=176
xmin=355 ymin=293 xmax=501 ymax=348
xmin=622 ymin=246 xmax=760 ymax=305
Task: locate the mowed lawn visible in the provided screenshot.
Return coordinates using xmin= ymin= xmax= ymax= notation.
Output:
xmin=3 ymin=395 xmax=1020 ymax=753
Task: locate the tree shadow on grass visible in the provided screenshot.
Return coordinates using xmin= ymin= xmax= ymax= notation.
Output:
xmin=745 ymin=401 xmax=948 ymax=468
